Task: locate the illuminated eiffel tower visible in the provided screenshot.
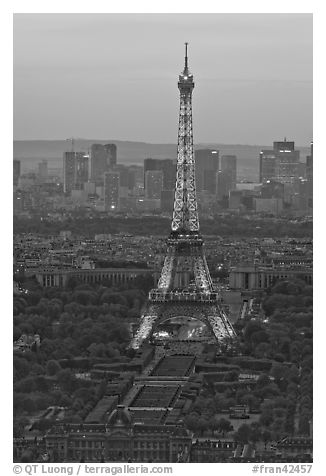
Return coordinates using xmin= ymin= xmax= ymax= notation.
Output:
xmin=130 ymin=44 xmax=236 ymax=349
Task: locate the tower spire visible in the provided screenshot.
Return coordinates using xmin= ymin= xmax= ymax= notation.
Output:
xmin=184 ymin=42 xmax=188 ymax=72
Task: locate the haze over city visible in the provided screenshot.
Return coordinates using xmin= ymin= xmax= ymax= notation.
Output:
xmin=14 ymin=13 xmax=312 ymax=145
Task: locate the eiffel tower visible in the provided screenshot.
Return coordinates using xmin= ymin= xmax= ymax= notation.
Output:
xmin=130 ymin=44 xmax=236 ymax=349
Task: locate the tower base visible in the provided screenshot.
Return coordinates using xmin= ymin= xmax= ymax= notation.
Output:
xmin=130 ymin=299 xmax=236 ymax=350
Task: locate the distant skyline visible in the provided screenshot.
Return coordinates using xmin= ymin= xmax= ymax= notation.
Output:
xmin=14 ymin=13 xmax=312 ymax=146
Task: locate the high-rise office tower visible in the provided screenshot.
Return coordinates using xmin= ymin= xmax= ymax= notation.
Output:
xmin=216 ymin=155 xmax=237 ymax=199
xmin=104 ymin=171 xmax=120 ymax=210
xmin=13 ymin=159 xmax=21 ymax=186
xmin=127 ymin=169 xmax=136 ymax=191
xmin=259 ymin=139 xmax=300 ymax=184
xmin=75 ymin=154 xmax=89 ymax=189
xmin=143 ymin=158 xmax=175 ymax=191
xmin=90 ymin=143 xmax=118 ymax=184
xmin=306 ymin=141 xmax=313 ymax=207
xmin=259 ymin=149 xmax=277 ymax=183
xmin=145 ymin=170 xmax=164 ymax=199
xmin=114 ymin=165 xmax=129 ymax=187
xmin=195 ymin=149 xmax=219 ymax=193
xmin=63 ymin=152 xmax=89 ymax=193
xmin=261 ymin=180 xmax=285 ymax=200
xmin=90 ymin=144 xmax=107 ymax=184
xmin=273 ymin=140 xmax=300 ymax=184
xmin=63 ymin=152 xmax=76 ymax=193
xmin=104 ymin=144 xmax=117 ymax=168
xmin=38 ymin=160 xmax=48 ymax=183
xmin=161 ymin=189 xmax=174 ymax=212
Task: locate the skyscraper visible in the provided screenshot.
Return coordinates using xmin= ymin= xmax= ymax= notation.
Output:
xmin=261 ymin=180 xmax=285 ymax=200
xmin=259 ymin=150 xmax=277 ymax=183
xmin=216 ymin=155 xmax=237 ymax=199
xmin=13 ymin=159 xmax=21 ymax=186
xmin=104 ymin=143 xmax=117 ymax=168
xmin=63 ymin=152 xmax=76 ymax=194
xmin=195 ymin=149 xmax=219 ymax=193
xmin=306 ymin=141 xmax=313 ymax=208
xmin=90 ymin=144 xmax=107 ymax=184
xmin=63 ymin=152 xmax=89 ymax=193
xmin=75 ymin=154 xmax=89 ymax=189
xmin=259 ymin=139 xmax=300 ymax=184
xmin=104 ymin=171 xmax=120 ymax=211
xmin=145 ymin=170 xmax=164 ymax=199
xmin=38 ymin=160 xmax=48 ymax=183
xmin=90 ymin=143 xmax=118 ymax=184
xmin=273 ymin=140 xmax=300 ymax=184
xmin=143 ymin=158 xmax=175 ymax=191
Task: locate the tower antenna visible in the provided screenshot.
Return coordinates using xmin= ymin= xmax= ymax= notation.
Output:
xmin=185 ymin=42 xmax=188 ymax=70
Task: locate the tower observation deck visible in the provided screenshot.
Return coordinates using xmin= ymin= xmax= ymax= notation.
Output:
xmin=130 ymin=44 xmax=236 ymax=349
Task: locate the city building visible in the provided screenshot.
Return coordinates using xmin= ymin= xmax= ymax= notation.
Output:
xmin=261 ymin=180 xmax=284 ymax=200
xmin=259 ymin=149 xmax=277 ymax=183
xmin=89 ymin=144 xmax=117 ymax=184
xmin=217 ymin=155 xmax=237 ymax=199
xmin=254 ymin=198 xmax=283 ymax=215
xmin=228 ymin=190 xmax=243 ymax=210
xmin=104 ymin=171 xmax=120 ymax=211
xmin=306 ymin=141 xmax=313 ymax=208
xmin=13 ymin=159 xmax=21 ymax=186
xmin=45 ymin=407 xmax=191 ymax=463
xmin=84 ymin=182 xmax=96 ymax=195
xmin=161 ymin=190 xmax=174 ymax=212
xmin=38 ymin=160 xmax=48 ymax=183
xmin=195 ymin=149 xmax=219 ymax=193
xmin=63 ymin=152 xmax=89 ymax=194
xmin=63 ymin=152 xmax=77 ymax=194
xmin=259 ymin=139 xmax=300 ymax=184
xmin=143 ymin=159 xmax=175 ymax=191
xmin=229 ymin=264 xmax=312 ymax=290
xmin=90 ymin=144 xmax=107 ymax=184
xmin=145 ymin=170 xmax=164 ymax=199
xmin=273 ymin=140 xmax=300 ymax=184
xmin=75 ymin=154 xmax=89 ymax=190
xmin=35 ymin=267 xmax=154 ymax=288
xmin=104 ymin=143 xmax=117 ymax=168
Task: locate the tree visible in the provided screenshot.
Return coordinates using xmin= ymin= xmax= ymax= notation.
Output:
xmin=271 ymin=417 xmax=286 ymax=440
xmin=244 ymin=321 xmax=263 ymax=343
xmin=254 ymin=342 xmax=271 ymax=359
xmin=46 ymin=360 xmax=62 ymax=376
xmin=241 ymin=393 xmax=260 ymax=412
xmin=234 ymin=423 xmax=251 ymax=444
xmin=197 ymin=417 xmax=209 ymax=436
xmin=184 ymin=413 xmax=199 ymax=432
xmin=34 ymin=418 xmax=55 ymax=434
xmin=249 ymin=422 xmax=262 ymax=446
xmin=256 ymin=373 xmax=270 ymax=388
xmin=217 ymin=418 xmax=233 ymax=436
xmin=57 ymin=369 xmax=78 ymax=394
xmin=261 ymin=429 xmax=272 ymax=449
xmin=13 ymin=326 xmax=22 ymax=341
xmin=298 ymin=414 xmax=311 ymax=436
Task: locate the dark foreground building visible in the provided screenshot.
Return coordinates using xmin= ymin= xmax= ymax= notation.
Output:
xmin=45 ymin=406 xmax=191 ymax=463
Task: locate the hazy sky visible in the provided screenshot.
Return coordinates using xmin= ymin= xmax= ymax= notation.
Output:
xmin=13 ymin=13 xmax=312 ymax=145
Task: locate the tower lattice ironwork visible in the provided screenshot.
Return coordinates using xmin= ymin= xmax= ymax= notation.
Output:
xmin=130 ymin=44 xmax=236 ymax=349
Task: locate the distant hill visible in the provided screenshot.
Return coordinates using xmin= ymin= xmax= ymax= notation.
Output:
xmin=13 ymin=140 xmax=310 ymax=181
